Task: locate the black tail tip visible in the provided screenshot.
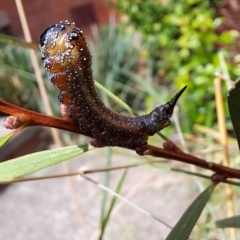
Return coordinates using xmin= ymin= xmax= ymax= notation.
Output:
xmin=172 ymin=85 xmax=187 ymax=104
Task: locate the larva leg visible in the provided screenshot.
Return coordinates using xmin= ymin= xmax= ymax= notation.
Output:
xmin=78 ymin=117 xmax=91 ymax=133
xmin=60 ymin=104 xmax=68 ymax=118
xmin=89 ymin=127 xmax=108 ymax=147
xmin=123 ymin=137 xmax=147 ymax=149
xmin=49 ymin=72 xmax=68 ymax=91
xmin=60 ymin=104 xmax=74 ymax=119
xmin=89 ymin=138 xmax=107 ymax=148
xmin=135 ymin=145 xmax=148 ymax=155
xmin=60 ymin=104 xmax=75 ymax=119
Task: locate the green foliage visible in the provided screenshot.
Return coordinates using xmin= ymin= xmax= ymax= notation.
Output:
xmin=0 ymin=144 xmax=88 ymax=181
xmin=112 ymin=0 xmax=239 ymax=129
xmin=0 ymin=45 xmax=39 ymax=110
xmin=89 ymin=24 xmax=145 ymax=111
xmin=0 ymin=132 xmax=14 ymax=148
xmin=216 ymin=215 xmax=240 ymax=228
xmin=0 ymin=43 xmax=59 ymax=114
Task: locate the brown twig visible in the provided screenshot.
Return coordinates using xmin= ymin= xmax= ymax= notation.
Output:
xmin=144 ymin=145 xmax=240 ymax=179
xmin=1 ymin=98 xmax=240 ymax=180
xmin=0 ymin=99 xmax=91 ymax=137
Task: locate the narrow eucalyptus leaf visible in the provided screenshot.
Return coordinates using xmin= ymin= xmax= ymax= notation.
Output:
xmin=165 ymin=184 xmax=216 ymax=240
xmin=0 ymin=145 xmax=88 ymax=181
xmin=215 ymin=215 xmax=240 ymax=228
xmin=228 ymin=79 xmax=240 ymax=149
xmin=0 ymin=132 xmax=15 ymax=148
xmin=100 ymin=169 xmax=128 ymax=238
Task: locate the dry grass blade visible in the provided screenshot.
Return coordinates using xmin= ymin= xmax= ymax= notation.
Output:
xmin=214 ymin=77 xmax=236 ymax=240
xmin=15 ymin=1 xmax=89 ymax=238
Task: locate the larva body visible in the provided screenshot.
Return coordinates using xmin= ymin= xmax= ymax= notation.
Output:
xmin=40 ymin=21 xmax=186 ymax=149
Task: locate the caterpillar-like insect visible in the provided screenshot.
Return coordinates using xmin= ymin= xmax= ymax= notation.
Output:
xmin=39 ymin=20 xmax=186 ymax=149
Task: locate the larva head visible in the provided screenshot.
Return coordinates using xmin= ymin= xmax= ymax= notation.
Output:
xmin=39 ymin=20 xmax=91 ymax=73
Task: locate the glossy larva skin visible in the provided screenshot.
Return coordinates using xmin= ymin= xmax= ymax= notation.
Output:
xmin=40 ymin=20 xmax=186 ymax=149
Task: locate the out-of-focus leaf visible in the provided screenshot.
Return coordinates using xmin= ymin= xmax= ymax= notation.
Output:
xmin=228 ymin=78 xmax=240 ymax=149
xmin=0 ymin=132 xmax=15 ymax=148
xmin=95 ymin=80 xmax=136 ymax=115
xmin=0 ymin=34 xmax=38 ymax=49
xmin=165 ymin=184 xmax=216 ymax=240
xmin=100 ymin=169 xmax=128 ymax=239
xmin=0 ymin=144 xmax=88 ymax=181
xmin=215 ymin=215 xmax=240 ymax=228
xmin=90 ymin=24 xmax=143 ymax=113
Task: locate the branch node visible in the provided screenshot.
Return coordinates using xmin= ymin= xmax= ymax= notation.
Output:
xmin=211 ymin=173 xmax=226 ymax=183
xmin=2 ymin=115 xmax=28 ymax=129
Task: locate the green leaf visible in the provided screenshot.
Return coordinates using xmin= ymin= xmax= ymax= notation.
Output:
xmin=101 ymin=148 xmax=113 ymax=221
xmin=165 ymin=184 xmax=216 ymax=240
xmin=0 ymin=132 xmax=15 ymax=148
xmin=215 ymin=215 xmax=240 ymax=228
xmin=228 ymin=78 xmax=240 ymax=150
xmin=100 ymin=169 xmax=128 ymax=240
xmin=95 ymin=80 xmax=136 ymax=116
xmin=0 ymin=144 xmax=88 ymax=181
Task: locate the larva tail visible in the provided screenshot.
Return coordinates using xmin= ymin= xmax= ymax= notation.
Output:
xmin=169 ymin=85 xmax=187 ymax=108
xmin=150 ymin=86 xmax=187 ymax=124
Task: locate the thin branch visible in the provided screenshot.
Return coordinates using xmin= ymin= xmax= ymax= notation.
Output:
xmin=0 ymin=99 xmax=92 ymax=137
xmin=144 ymin=145 xmax=240 ymax=179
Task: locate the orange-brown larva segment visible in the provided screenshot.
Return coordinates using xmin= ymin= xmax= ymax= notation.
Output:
xmin=49 ymin=72 xmax=68 ymax=91
xmin=59 ymin=92 xmax=72 ymax=105
xmin=60 ymin=103 xmax=82 ymax=120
